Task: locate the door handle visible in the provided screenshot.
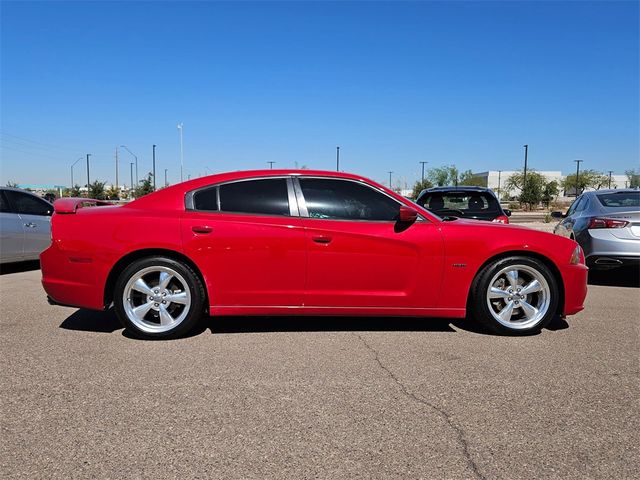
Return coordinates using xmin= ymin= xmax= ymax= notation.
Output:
xmin=312 ymin=235 xmax=332 ymax=244
xmin=192 ymin=225 xmax=213 ymax=234
xmin=24 ymin=222 xmax=37 ymax=228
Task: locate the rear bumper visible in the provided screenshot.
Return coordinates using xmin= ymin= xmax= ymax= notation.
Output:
xmin=40 ymin=244 xmax=106 ymax=310
xmin=561 ymin=264 xmax=589 ymax=316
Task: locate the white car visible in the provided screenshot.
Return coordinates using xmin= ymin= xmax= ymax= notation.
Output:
xmin=0 ymin=187 xmax=53 ymax=264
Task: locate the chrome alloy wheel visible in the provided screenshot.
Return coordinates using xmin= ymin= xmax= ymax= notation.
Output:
xmin=122 ymin=265 xmax=192 ymax=334
xmin=486 ymin=264 xmax=551 ymax=330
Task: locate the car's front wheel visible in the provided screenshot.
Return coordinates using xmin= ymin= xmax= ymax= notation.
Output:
xmin=470 ymin=256 xmax=559 ymax=335
xmin=114 ymin=256 xmax=206 ymax=339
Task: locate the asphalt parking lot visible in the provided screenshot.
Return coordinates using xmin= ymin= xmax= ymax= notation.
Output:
xmin=1 ymin=265 xmax=638 ymax=479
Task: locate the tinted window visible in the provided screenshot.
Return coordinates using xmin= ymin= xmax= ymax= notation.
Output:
xmin=193 ymin=186 xmax=218 ymax=211
xmin=418 ymin=192 xmax=500 ymax=213
xmin=0 ymin=192 xmax=11 ymax=213
xmin=219 ymin=178 xmax=290 ymax=216
xmin=596 ymin=191 xmax=640 ymax=208
xmin=299 ymin=178 xmax=400 ymax=221
xmin=4 ymin=190 xmax=52 ymax=216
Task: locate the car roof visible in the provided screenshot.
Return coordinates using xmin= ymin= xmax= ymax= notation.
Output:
xmin=584 ymin=188 xmax=640 ymax=195
xmin=424 ymin=186 xmax=491 ymax=192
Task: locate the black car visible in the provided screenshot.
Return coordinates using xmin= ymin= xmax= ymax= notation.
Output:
xmin=415 ymin=186 xmax=511 ymax=223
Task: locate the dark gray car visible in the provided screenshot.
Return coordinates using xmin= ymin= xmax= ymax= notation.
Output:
xmin=552 ymin=189 xmax=640 ymax=270
xmin=0 ymin=187 xmax=53 ymax=264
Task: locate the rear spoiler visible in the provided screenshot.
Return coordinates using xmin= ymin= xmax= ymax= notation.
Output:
xmin=54 ymin=197 xmax=113 ymax=214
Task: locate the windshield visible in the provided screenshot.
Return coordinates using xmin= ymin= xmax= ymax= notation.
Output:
xmin=596 ymin=191 xmax=640 ymax=208
xmin=417 ymin=191 xmax=500 ymax=214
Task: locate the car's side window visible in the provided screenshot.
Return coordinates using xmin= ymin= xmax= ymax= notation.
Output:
xmin=193 ymin=178 xmax=290 ymax=216
xmin=0 ymin=192 xmax=12 ymax=213
xmin=566 ymin=196 xmax=582 ymax=216
xmin=4 ymin=191 xmax=52 ymax=216
xmin=299 ymin=178 xmax=400 ymax=221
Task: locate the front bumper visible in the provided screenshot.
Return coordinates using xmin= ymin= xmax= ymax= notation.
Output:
xmin=561 ymin=264 xmax=589 ymax=316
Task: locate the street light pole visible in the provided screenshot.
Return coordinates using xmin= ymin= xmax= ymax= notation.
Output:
xmin=164 ymin=168 xmax=168 ymax=187
xmin=120 ymin=145 xmax=138 ymax=185
xmin=523 ymin=144 xmax=528 ymax=195
xmin=130 ymin=162 xmax=134 ymax=194
xmin=115 ymin=147 xmax=119 ymax=191
xmin=419 ymin=161 xmax=428 ymax=183
xmin=388 ymin=171 xmax=393 ymax=189
xmin=70 ymin=157 xmax=83 ymax=194
xmin=574 ymin=159 xmax=583 ymax=196
xmin=268 ymin=161 xmax=276 ymax=169
xmin=86 ymin=154 xmax=92 ymax=191
xmin=608 ymin=170 xmax=613 ymax=189
xmin=152 ymin=144 xmax=156 ymax=191
xmin=336 ymin=146 xmax=340 ymax=171
xmin=177 ymin=123 xmax=184 ymax=182
xmin=497 ymin=170 xmax=502 ymax=199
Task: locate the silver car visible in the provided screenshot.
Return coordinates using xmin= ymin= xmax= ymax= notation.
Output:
xmin=552 ymin=189 xmax=640 ymax=270
xmin=0 ymin=187 xmax=53 ymax=264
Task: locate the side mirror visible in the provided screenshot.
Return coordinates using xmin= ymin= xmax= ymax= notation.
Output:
xmin=398 ymin=206 xmax=418 ymax=223
xmin=503 ymin=209 xmax=512 ymax=217
xmin=551 ymin=211 xmax=565 ymax=219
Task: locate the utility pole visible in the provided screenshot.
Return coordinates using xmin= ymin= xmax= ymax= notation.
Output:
xmin=115 ymin=147 xmax=119 ymax=191
xmin=164 ymin=168 xmax=168 ymax=187
xmin=523 ymin=144 xmax=528 ymax=195
xmin=86 ymin=154 xmax=92 ymax=191
xmin=152 ymin=144 xmax=157 ymax=191
xmin=336 ymin=146 xmax=340 ymax=171
xmin=177 ymin=123 xmax=184 ymax=182
xmin=388 ymin=171 xmax=393 ymax=189
xmin=268 ymin=161 xmax=276 ymax=169
xmin=574 ymin=159 xmax=583 ymax=196
xmin=130 ymin=163 xmax=134 ymax=195
xmin=120 ymin=145 xmax=138 ymax=185
xmin=608 ymin=170 xmax=613 ymax=189
xmin=70 ymin=157 xmax=83 ymax=194
xmin=419 ymin=161 xmax=428 ymax=183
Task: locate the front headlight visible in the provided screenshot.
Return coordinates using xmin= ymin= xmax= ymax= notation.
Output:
xmin=569 ymin=245 xmax=584 ymax=265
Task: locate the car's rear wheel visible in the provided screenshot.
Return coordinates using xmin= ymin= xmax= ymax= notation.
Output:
xmin=470 ymin=256 xmax=559 ymax=335
xmin=114 ymin=256 xmax=205 ymax=339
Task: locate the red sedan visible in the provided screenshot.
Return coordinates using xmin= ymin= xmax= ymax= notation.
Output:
xmin=41 ymin=170 xmax=588 ymax=339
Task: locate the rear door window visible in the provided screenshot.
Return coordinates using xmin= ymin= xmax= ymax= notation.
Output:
xmin=4 ymin=190 xmax=52 ymax=216
xmin=193 ymin=178 xmax=290 ymax=216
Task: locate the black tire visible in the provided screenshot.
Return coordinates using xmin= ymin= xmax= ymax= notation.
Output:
xmin=113 ymin=256 xmax=206 ymax=339
xmin=469 ymin=256 xmax=559 ymax=335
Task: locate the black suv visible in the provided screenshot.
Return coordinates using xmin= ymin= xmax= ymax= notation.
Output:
xmin=415 ymin=186 xmax=511 ymax=223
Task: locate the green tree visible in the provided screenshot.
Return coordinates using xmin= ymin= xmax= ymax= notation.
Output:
xmin=459 ymin=170 xmax=486 ymax=187
xmin=411 ymin=179 xmax=433 ymax=199
xmin=5 ymin=181 xmax=18 ymax=188
xmin=133 ymin=173 xmax=154 ymax=198
xmin=504 ymin=170 xmax=549 ymax=210
xmin=427 ymin=165 xmax=459 ymax=186
xmin=88 ymin=180 xmax=107 ymax=200
xmin=561 ymin=169 xmax=609 ymax=195
xmin=541 ymin=181 xmax=559 ymax=207
xmin=105 ymin=185 xmax=120 ymax=200
xmin=625 ymin=169 xmax=640 ymax=188
xmin=63 ymin=184 xmax=82 ymax=197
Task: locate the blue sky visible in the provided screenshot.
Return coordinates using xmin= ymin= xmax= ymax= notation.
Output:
xmin=1 ymin=1 xmax=638 ymax=188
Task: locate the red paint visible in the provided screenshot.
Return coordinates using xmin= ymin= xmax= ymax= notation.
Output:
xmin=41 ymin=170 xmax=588 ymax=318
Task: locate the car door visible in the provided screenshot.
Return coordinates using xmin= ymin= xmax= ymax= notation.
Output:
xmin=181 ymin=177 xmax=306 ymax=308
xmin=555 ymin=195 xmax=584 ymax=238
xmin=3 ymin=190 xmax=52 ymax=260
xmin=0 ymin=190 xmax=25 ymax=263
xmin=295 ymin=177 xmax=444 ymax=309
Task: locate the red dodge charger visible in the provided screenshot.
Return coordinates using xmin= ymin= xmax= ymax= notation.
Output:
xmin=41 ymin=170 xmax=588 ymax=339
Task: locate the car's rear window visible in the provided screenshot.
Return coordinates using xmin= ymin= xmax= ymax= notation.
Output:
xmin=596 ymin=192 xmax=640 ymax=208
xmin=417 ymin=192 xmax=500 ymax=213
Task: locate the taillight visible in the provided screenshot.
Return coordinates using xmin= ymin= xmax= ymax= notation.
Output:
xmin=587 ymin=217 xmax=629 ymax=229
xmin=493 ymin=215 xmax=509 ymax=224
